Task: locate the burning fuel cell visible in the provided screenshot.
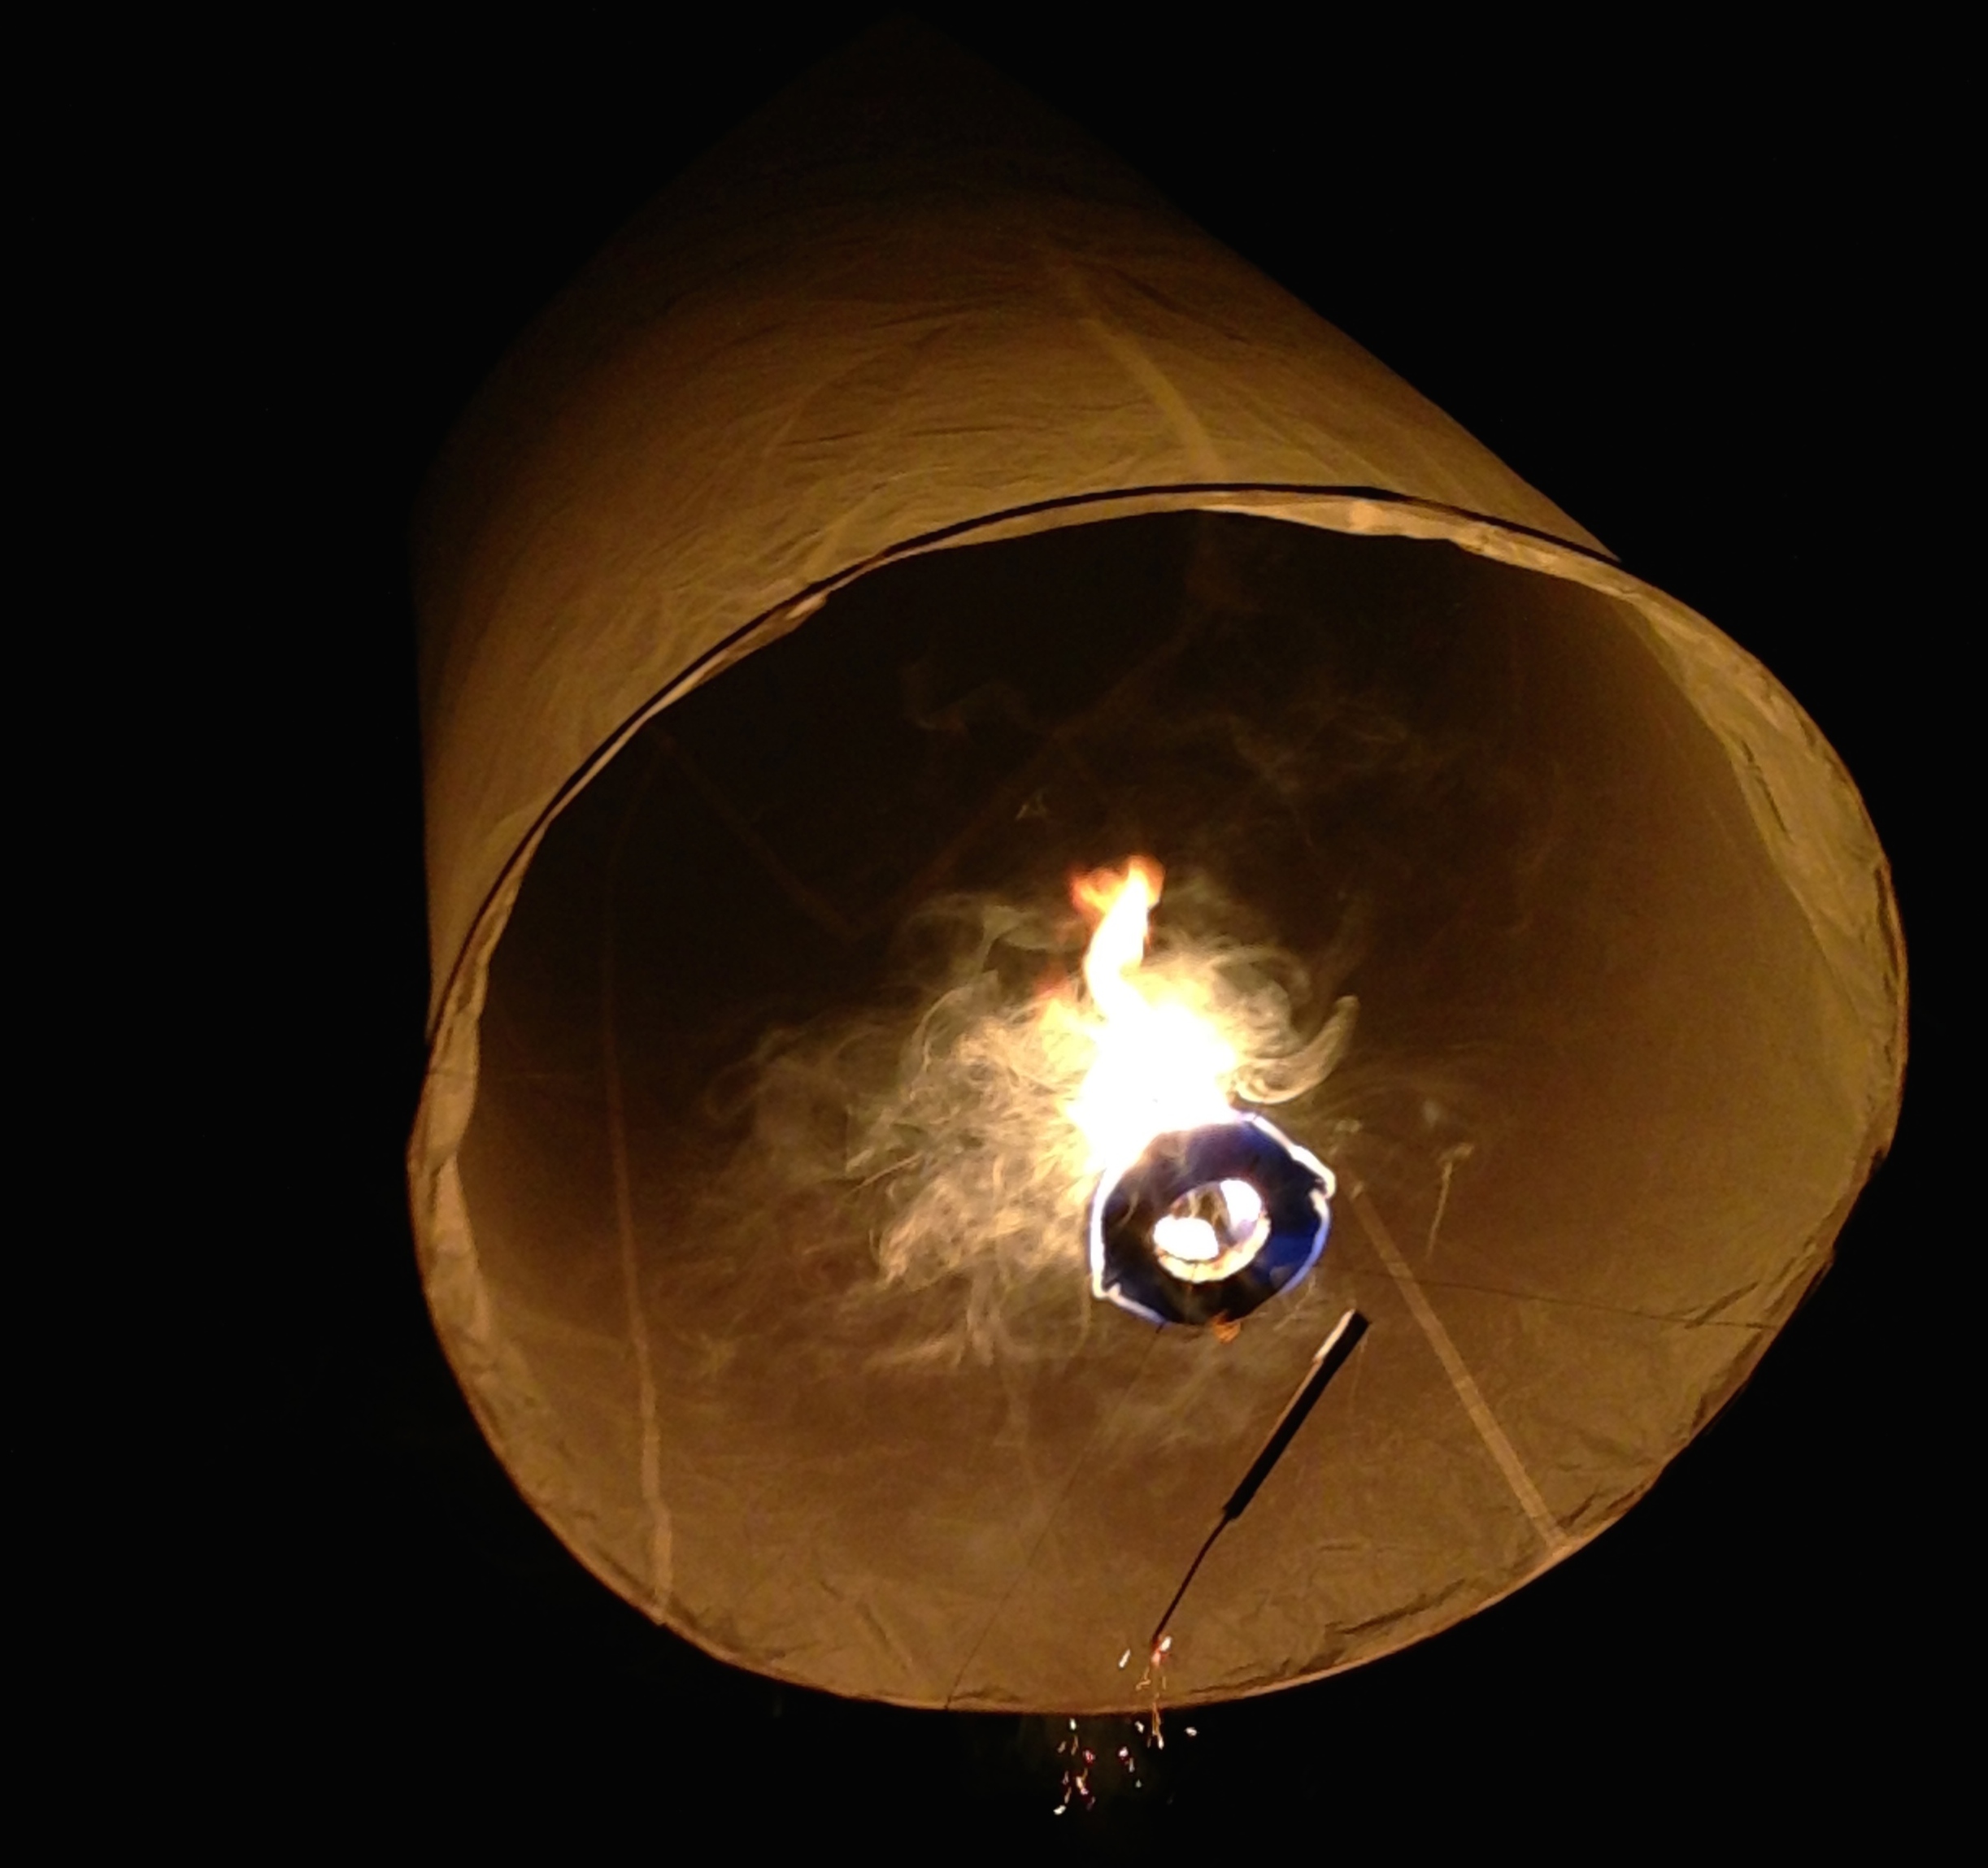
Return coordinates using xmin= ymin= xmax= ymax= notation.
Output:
xmin=1059 ymin=854 xmax=1341 ymax=1328
xmin=1091 ymin=1117 xmax=1333 ymax=1328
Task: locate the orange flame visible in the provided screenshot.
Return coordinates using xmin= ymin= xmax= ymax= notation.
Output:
xmin=1062 ymin=857 xmax=1238 ymax=1180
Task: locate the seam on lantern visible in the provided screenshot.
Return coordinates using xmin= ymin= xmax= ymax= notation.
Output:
xmin=1077 ymin=313 xmax=1228 ymax=483
xmin=600 ymin=749 xmax=673 ymax=1617
xmin=1346 ymin=1184 xmax=1569 ymax=1556
xmin=1041 ymin=245 xmax=1226 ymax=481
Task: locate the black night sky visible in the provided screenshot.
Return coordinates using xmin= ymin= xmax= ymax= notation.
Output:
xmin=165 ymin=10 xmax=1948 ymax=1844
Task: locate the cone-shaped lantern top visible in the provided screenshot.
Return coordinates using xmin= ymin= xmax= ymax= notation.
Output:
xmin=415 ymin=20 xmax=1607 ymax=1032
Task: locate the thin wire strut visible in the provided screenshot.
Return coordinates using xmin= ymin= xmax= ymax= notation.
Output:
xmin=1148 ymin=1307 xmax=1369 ymax=1653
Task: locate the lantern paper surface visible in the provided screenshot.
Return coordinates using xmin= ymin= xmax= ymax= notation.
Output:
xmin=408 ymin=23 xmax=1903 ymax=1712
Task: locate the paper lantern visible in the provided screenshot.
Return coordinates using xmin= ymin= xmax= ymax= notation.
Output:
xmin=407 ymin=24 xmax=1902 ymax=1713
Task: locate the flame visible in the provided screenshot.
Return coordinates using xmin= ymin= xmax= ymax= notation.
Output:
xmin=1151 ymin=1178 xmax=1263 ymax=1266
xmin=1063 ymin=858 xmax=1239 ymax=1179
xmin=817 ymin=854 xmax=1352 ymax=1360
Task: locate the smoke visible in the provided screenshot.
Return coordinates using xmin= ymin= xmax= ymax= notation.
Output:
xmin=724 ymin=868 xmax=1359 ymax=1365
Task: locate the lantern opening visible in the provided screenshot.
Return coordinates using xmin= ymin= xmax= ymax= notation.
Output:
xmin=440 ymin=506 xmax=1897 ymax=1711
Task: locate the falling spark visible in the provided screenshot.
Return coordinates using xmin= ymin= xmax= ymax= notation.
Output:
xmin=1051 ymin=1705 xmax=1168 ymax=1812
xmin=1133 ymin=1633 xmax=1174 ymax=1748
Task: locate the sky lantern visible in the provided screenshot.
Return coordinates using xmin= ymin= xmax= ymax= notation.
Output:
xmin=407 ymin=23 xmax=1903 ymax=1714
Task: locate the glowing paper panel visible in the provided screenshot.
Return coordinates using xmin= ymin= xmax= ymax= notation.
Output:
xmin=407 ymin=24 xmax=1903 ymax=1712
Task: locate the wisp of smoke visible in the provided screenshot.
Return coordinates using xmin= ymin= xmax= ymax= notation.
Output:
xmin=733 ymin=869 xmax=1359 ymax=1362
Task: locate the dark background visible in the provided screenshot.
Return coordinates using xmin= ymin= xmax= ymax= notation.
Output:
xmin=150 ymin=8 xmax=1947 ymax=1843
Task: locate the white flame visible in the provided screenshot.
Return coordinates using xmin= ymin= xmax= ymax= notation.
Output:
xmin=1151 ymin=1179 xmax=1264 ymax=1263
